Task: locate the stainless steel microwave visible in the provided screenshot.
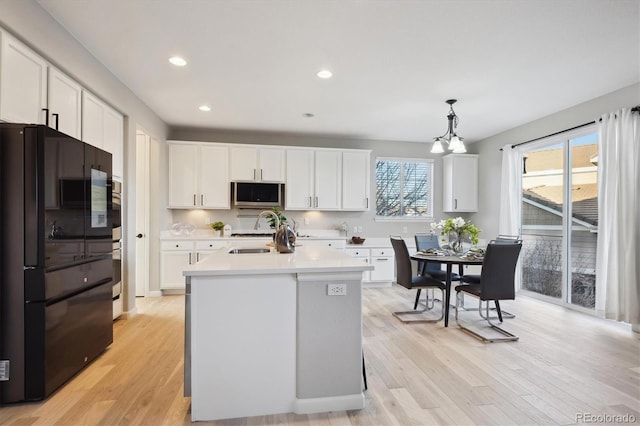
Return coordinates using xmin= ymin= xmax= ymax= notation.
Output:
xmin=232 ymin=182 xmax=283 ymax=208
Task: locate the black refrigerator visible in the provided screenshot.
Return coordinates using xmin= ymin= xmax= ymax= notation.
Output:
xmin=0 ymin=124 xmax=114 ymax=403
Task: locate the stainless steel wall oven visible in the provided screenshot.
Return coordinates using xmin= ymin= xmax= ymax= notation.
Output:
xmin=112 ymin=180 xmax=122 ymax=319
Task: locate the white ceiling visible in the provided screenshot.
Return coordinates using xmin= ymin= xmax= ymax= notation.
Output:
xmin=37 ymin=0 xmax=639 ymax=144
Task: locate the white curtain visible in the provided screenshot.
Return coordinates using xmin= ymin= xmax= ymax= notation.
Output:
xmin=499 ymin=144 xmax=522 ymax=237
xmin=595 ymin=108 xmax=640 ymax=326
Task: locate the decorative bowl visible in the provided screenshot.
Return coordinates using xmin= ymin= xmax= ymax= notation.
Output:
xmin=351 ymin=236 xmax=366 ymax=245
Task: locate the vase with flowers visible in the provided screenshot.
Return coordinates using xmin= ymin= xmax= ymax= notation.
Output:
xmin=430 ymin=217 xmax=481 ymax=254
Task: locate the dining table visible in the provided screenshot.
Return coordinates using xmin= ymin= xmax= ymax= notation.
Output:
xmin=410 ymin=252 xmax=483 ymax=327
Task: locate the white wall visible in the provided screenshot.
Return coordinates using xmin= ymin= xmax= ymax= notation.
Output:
xmin=469 ymin=83 xmax=640 ymax=239
xmin=0 ymin=0 xmax=169 ymax=314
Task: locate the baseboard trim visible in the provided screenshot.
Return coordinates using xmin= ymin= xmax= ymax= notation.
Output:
xmin=149 ymin=290 xmax=163 ymax=297
xmin=293 ymin=393 xmax=365 ymax=414
xmin=121 ymin=306 xmax=138 ymax=319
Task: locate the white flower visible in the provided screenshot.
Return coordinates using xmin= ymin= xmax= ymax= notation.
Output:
xmin=452 ymin=217 xmax=465 ymax=228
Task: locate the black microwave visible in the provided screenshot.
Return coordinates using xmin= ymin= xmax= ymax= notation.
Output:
xmin=232 ymin=182 xmax=283 ymax=208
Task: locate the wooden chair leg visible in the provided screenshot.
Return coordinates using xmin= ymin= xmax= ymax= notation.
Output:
xmin=413 ymin=289 xmax=422 ymax=310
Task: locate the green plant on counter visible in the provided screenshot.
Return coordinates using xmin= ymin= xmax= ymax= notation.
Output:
xmin=268 ymin=206 xmax=287 ymax=229
xmin=210 ymin=221 xmax=224 ymax=231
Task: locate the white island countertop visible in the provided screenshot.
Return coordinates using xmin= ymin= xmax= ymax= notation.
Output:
xmin=184 ymin=243 xmax=373 ymax=277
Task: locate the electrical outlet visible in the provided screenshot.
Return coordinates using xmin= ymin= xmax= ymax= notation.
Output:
xmin=353 ymin=225 xmax=358 ymax=234
xmin=327 ymin=284 xmax=347 ymax=296
xmin=304 ymin=217 xmax=310 ymax=225
xmin=357 ymin=226 xmax=363 ymax=233
xmin=403 ymin=226 xmax=408 ymax=234
xmin=205 ymin=217 xmax=211 ymax=225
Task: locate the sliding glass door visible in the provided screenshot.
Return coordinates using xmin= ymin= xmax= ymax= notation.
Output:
xmin=519 ymin=129 xmax=598 ymax=311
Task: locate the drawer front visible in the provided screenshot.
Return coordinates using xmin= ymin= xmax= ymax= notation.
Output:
xmin=345 ymin=248 xmax=370 ymax=257
xmin=161 ymin=240 xmax=195 ymax=251
xmin=195 ymin=241 xmax=226 ymax=250
xmin=371 ymin=248 xmax=392 ymax=257
xmin=304 ymin=239 xmax=346 ymax=249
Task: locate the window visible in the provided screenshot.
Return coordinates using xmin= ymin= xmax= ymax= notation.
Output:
xmin=519 ymin=128 xmax=599 ymax=311
xmin=375 ymin=158 xmax=433 ymax=219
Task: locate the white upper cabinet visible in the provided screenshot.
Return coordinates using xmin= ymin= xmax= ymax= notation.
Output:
xmin=103 ymin=106 xmax=124 ymax=180
xmin=169 ymin=143 xmax=198 ymax=208
xmin=81 ymin=91 xmax=104 ymax=147
xmin=199 ymin=145 xmax=230 ymax=208
xmin=47 ymin=67 xmax=82 ymax=139
xmin=229 ymin=145 xmax=285 ymax=182
xmin=168 ymin=141 xmax=229 ymax=209
xmin=285 ymin=148 xmax=314 ymax=209
xmin=81 ymin=90 xmax=124 ymax=180
xmin=285 ymin=148 xmax=341 ymax=210
xmin=342 ymin=150 xmax=371 ymax=210
xmin=0 ymin=31 xmax=47 ymax=125
xmin=314 ymin=150 xmax=341 ymax=210
xmin=442 ymin=154 xmax=478 ymax=212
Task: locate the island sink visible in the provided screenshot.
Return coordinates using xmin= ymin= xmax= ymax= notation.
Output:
xmin=228 ymin=248 xmax=271 ymax=254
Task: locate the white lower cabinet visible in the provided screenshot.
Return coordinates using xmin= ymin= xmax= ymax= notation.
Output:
xmin=160 ymin=240 xmax=226 ymax=290
xmin=370 ymin=248 xmax=395 ymax=283
xmin=345 ymin=248 xmax=370 ymax=281
xmin=345 ymin=246 xmax=395 ymax=285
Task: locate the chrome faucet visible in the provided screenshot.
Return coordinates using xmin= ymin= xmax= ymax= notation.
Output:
xmin=255 ymin=210 xmax=295 ymax=253
xmin=254 ymin=210 xmax=280 ymax=231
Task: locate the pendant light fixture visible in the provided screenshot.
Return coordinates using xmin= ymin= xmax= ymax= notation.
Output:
xmin=431 ymin=99 xmax=466 ymax=154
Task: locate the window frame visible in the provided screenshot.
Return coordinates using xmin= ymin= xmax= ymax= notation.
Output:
xmin=374 ymin=156 xmax=435 ymax=222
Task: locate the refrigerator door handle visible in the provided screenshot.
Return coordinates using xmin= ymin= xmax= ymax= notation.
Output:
xmin=23 ymin=127 xmax=41 ymax=267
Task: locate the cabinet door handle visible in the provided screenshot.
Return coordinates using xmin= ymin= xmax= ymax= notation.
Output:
xmin=308 ymin=196 xmax=312 ymax=207
xmin=376 ymin=258 xmax=389 ymax=262
xmin=196 ymin=252 xmax=200 ymax=262
xmin=193 ymin=194 xmax=196 ymax=206
xmin=455 ymin=199 xmax=458 ymax=209
xmin=42 ymin=108 xmax=49 ymax=126
xmin=52 ymin=113 xmax=59 ymax=130
xmin=315 ymin=196 xmax=318 ymax=207
xmin=366 ymin=197 xmax=369 ymax=209
xmin=260 ymin=169 xmax=263 ymax=180
xmin=201 ymin=194 xmax=204 ymax=205
xmin=253 ymin=169 xmax=256 ymax=180
xmin=189 ymin=253 xmax=192 ymax=264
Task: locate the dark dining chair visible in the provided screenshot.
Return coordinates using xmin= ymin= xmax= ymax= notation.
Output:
xmin=454 ymin=240 xmax=522 ymax=342
xmin=413 ymin=233 xmax=460 ymax=309
xmin=459 ymin=235 xmax=521 ymax=318
xmin=390 ymin=236 xmax=446 ymax=323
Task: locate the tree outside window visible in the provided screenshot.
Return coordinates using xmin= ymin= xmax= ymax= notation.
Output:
xmin=376 ymin=158 xmax=433 ymax=218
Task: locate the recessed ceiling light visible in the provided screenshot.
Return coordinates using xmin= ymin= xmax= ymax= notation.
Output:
xmin=316 ymin=70 xmax=332 ymax=79
xmin=169 ymin=56 xmax=187 ymax=66
xmin=199 ymin=105 xmax=211 ymax=112
xmin=302 ymin=113 xmax=315 ymax=118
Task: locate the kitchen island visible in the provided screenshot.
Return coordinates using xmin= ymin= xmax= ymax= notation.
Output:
xmin=183 ymin=242 xmax=374 ymax=422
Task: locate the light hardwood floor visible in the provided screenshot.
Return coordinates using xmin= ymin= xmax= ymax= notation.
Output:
xmin=1 ymin=287 xmax=638 ymax=425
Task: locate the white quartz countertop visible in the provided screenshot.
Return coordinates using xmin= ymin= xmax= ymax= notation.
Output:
xmin=160 ymin=230 xmax=410 ymax=248
xmin=183 ymin=243 xmax=375 ymax=277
